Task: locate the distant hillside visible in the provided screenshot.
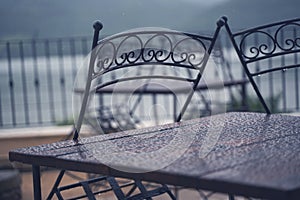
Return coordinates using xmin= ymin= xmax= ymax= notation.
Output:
xmin=0 ymin=0 xmax=299 ymax=40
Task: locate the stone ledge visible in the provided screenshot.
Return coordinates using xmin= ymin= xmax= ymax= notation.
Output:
xmin=0 ymin=125 xmax=97 ymax=167
xmin=0 ymin=125 xmax=73 ymax=139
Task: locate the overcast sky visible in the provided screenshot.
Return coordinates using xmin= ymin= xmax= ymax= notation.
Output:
xmin=0 ymin=0 xmax=299 ymax=40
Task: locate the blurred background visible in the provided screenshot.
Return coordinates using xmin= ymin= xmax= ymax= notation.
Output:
xmin=0 ymin=0 xmax=300 ymax=128
xmin=1 ymin=0 xmax=300 ymax=40
xmin=0 ymin=0 xmax=300 ymax=199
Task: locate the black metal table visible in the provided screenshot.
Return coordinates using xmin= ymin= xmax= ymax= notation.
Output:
xmin=9 ymin=112 xmax=300 ymax=199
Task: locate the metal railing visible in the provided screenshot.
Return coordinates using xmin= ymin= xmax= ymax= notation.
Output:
xmin=1 ymin=29 xmax=298 ymax=128
xmin=0 ymin=36 xmax=92 ymax=127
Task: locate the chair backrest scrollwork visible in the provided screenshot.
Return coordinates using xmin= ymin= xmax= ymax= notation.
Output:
xmin=73 ymin=20 xmax=224 ymax=141
xmin=223 ymin=16 xmax=300 ymax=114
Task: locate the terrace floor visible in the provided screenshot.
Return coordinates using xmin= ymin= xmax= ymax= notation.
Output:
xmin=20 ymin=169 xmax=229 ymax=200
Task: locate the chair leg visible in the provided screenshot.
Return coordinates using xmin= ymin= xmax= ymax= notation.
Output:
xmin=107 ymin=176 xmax=126 ymax=199
xmin=81 ymin=181 xmax=97 ymax=200
xmin=125 ymin=183 xmax=138 ymax=197
xmin=129 ymin=181 xmax=176 ymax=200
xmin=46 ymin=170 xmax=65 ymax=200
xmin=163 ymin=184 xmax=177 ymax=200
xmin=173 ymin=186 xmax=179 ymax=199
xmin=55 ymin=190 xmax=64 ymax=200
xmin=134 ymin=180 xmax=153 ymax=200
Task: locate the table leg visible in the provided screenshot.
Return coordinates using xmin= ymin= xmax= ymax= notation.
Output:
xmin=32 ymin=165 xmax=41 ymax=200
xmin=228 ymin=194 xmax=235 ymax=200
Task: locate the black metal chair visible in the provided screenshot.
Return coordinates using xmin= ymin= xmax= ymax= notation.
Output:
xmin=223 ymin=16 xmax=300 ymax=114
xmin=47 ymin=19 xmax=224 ymax=200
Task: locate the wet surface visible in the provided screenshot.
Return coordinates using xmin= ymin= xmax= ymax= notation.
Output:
xmin=10 ymin=112 xmax=300 ymax=199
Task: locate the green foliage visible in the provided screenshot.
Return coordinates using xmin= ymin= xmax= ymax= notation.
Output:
xmin=228 ymin=93 xmax=282 ymax=113
xmin=56 ymin=119 xmax=74 ymax=126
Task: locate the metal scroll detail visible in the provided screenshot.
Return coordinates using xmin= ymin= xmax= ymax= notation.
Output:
xmin=275 ymin=22 xmax=300 ymax=51
xmin=92 ymin=30 xmax=209 ymax=78
xmin=239 ymin=21 xmax=300 ymax=60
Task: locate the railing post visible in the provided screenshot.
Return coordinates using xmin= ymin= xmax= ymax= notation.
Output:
xmin=32 ymin=39 xmax=43 ymax=124
xmin=241 ymin=73 xmax=248 ymax=111
xmin=6 ymin=42 xmax=16 ymax=126
xmin=57 ymin=39 xmax=68 ymax=122
xmin=294 ymin=27 xmax=299 ymax=110
xmin=45 ymin=39 xmax=56 ymax=123
xmin=19 ymin=41 xmax=30 ymax=125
